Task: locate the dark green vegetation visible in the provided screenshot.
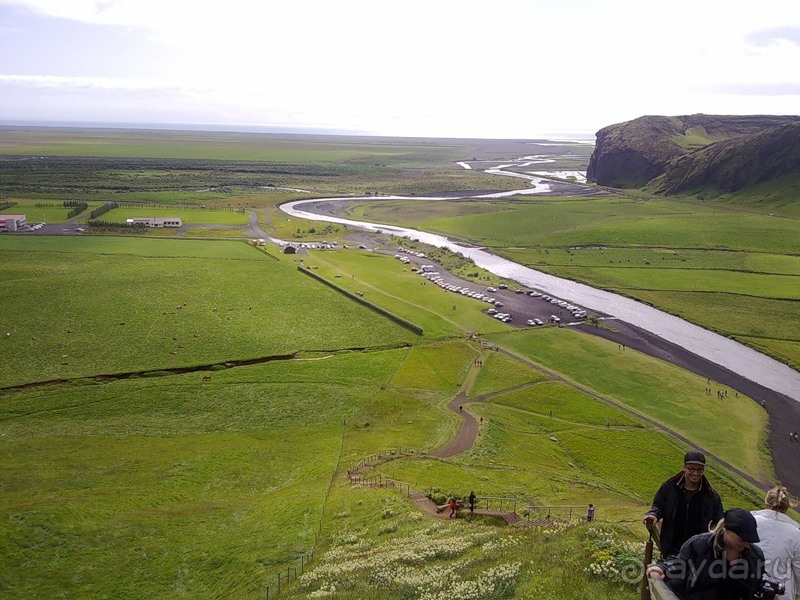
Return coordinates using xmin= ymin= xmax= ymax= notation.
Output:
xmin=0 ymin=127 xmax=537 ymax=198
xmin=586 ymin=114 xmax=800 ymax=193
xmin=0 ymin=127 xmax=787 ymax=598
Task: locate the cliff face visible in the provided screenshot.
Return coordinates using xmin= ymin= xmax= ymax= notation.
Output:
xmin=586 ymin=116 xmax=686 ymax=187
xmin=586 ymin=114 xmax=800 ymax=192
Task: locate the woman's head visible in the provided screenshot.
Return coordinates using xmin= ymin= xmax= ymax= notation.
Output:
xmin=710 ymin=509 xmax=760 ymax=554
xmin=765 ymin=485 xmax=791 ymax=513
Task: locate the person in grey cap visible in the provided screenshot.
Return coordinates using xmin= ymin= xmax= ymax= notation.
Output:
xmin=647 ymin=508 xmax=766 ymax=599
xmin=644 ymin=450 xmax=724 ymax=558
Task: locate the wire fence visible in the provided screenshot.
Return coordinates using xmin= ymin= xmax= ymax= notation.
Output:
xmin=263 ymin=420 xmax=347 ymax=598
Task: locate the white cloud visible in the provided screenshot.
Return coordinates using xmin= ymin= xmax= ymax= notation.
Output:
xmin=1 ymin=0 xmax=798 ymax=135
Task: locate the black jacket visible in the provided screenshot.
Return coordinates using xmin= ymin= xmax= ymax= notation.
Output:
xmin=658 ymin=532 xmax=765 ymax=600
xmin=646 ymin=471 xmax=724 ymax=558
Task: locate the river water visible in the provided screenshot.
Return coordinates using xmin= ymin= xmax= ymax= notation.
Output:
xmin=279 ymin=185 xmax=800 ymax=404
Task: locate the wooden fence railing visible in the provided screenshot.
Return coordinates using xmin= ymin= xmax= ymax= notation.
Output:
xmin=647 ymin=575 xmax=680 ymax=600
xmin=472 ymin=496 xmax=523 ymax=513
xmin=347 ymin=447 xmax=418 ymax=497
xmin=522 ymin=504 xmax=591 ymax=523
xmin=348 ymin=447 xmax=419 ymax=474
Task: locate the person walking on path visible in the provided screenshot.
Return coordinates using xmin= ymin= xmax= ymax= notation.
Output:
xmin=647 ymin=508 xmax=765 ymax=600
xmin=469 ymin=491 xmax=476 ymax=514
xmin=751 ymin=485 xmax=800 ymax=600
xmin=448 ymin=498 xmax=457 ymax=519
xmin=586 ymin=503 xmax=595 ymax=522
xmin=643 ymin=450 xmax=724 ymax=559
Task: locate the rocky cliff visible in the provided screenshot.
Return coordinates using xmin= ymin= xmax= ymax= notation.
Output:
xmin=586 ymin=114 xmax=800 ymax=192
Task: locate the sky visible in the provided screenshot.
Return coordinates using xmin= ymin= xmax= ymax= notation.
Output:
xmin=1 ymin=0 xmax=799 ymax=138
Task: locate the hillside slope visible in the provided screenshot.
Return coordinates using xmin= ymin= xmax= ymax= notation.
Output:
xmin=587 ymin=114 xmax=800 ymax=191
xmin=651 ymin=121 xmax=800 ymax=193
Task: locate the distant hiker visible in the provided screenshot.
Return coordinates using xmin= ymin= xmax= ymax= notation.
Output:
xmin=752 ymin=485 xmax=800 ymax=600
xmin=548 ymin=410 xmax=552 ymax=418
xmin=459 ymin=404 xmax=463 ymax=413
xmin=480 ymin=416 xmax=484 ymax=424
xmin=643 ymin=450 xmax=723 ymax=559
xmin=449 ymin=498 xmax=457 ymax=519
xmin=586 ymin=503 xmax=595 ymax=522
xmin=469 ymin=491 xmax=476 ymax=513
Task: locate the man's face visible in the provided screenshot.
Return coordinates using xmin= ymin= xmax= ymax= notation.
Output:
xmin=683 ymin=463 xmax=704 ymax=485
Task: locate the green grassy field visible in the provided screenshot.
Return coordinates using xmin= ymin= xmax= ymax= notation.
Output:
xmin=486 ymin=328 xmax=771 ymax=482
xmin=95 ymin=205 xmax=250 ymax=225
xmin=0 ymin=237 xmax=417 ymax=387
xmin=1 ymin=198 xmax=101 ymax=223
xmin=348 ymin=195 xmax=800 ymax=369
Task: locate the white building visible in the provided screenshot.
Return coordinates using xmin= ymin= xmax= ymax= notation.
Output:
xmin=0 ymin=214 xmax=26 ymax=232
xmin=126 ymin=217 xmax=183 ymax=228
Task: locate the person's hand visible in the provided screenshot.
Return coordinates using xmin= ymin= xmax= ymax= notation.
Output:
xmin=643 ymin=514 xmax=658 ymax=525
xmin=646 ymin=565 xmax=665 ymax=580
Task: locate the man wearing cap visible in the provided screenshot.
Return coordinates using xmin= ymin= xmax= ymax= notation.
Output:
xmin=647 ymin=508 xmax=766 ymax=599
xmin=644 ymin=450 xmax=724 ymax=558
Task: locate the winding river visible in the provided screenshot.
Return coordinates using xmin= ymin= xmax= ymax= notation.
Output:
xmin=279 ymin=170 xmax=800 ymax=404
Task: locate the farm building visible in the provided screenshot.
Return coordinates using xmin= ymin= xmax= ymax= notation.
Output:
xmin=0 ymin=214 xmax=27 ymax=232
xmin=126 ymin=217 xmax=183 ymax=228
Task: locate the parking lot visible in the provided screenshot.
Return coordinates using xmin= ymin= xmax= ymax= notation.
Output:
xmin=394 ymin=250 xmax=602 ymax=328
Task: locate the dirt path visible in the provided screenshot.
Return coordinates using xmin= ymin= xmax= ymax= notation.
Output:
xmin=426 ymin=335 xmax=776 ymax=498
xmin=432 ymin=391 xmax=478 ymax=458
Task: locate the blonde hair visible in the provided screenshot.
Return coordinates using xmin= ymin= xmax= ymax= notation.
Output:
xmin=708 ymin=518 xmax=726 ymax=557
xmin=765 ymin=485 xmax=791 ymax=512
xmin=709 ymin=517 xmax=725 ymax=536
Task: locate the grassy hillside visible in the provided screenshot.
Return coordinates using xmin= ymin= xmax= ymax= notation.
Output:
xmin=1 ymin=235 xmax=770 ymax=599
xmin=586 ymin=114 xmax=800 ymax=190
